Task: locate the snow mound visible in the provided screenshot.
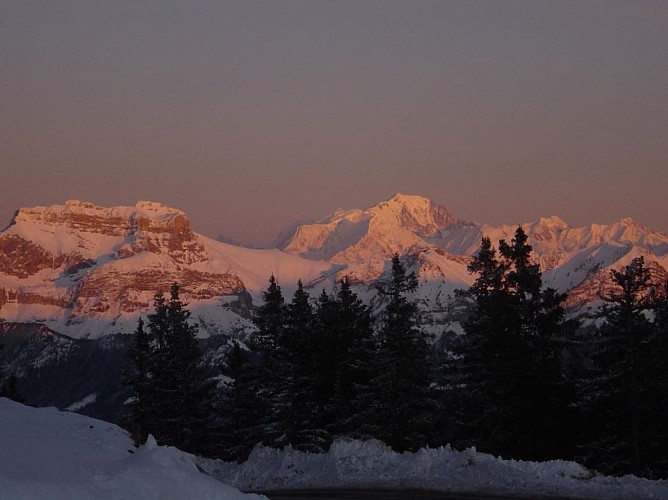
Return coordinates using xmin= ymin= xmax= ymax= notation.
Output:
xmin=199 ymin=438 xmax=668 ymax=499
xmin=0 ymin=398 xmax=264 ymax=500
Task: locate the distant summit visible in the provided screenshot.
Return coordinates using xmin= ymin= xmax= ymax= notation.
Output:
xmin=279 ymin=193 xmax=668 ymax=299
xmin=280 ymin=193 xmax=473 ymax=280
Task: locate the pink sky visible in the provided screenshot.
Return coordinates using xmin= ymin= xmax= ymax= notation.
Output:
xmin=2 ymin=1 xmax=667 ymax=243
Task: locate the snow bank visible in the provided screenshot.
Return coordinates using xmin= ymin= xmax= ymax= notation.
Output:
xmin=199 ymin=438 xmax=668 ymax=499
xmin=0 ymin=398 xmax=264 ymax=500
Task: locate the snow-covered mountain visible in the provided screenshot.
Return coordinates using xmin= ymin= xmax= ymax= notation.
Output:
xmin=1 ymin=195 xmax=667 ymax=340
xmin=281 ymin=193 xmax=668 ymax=312
xmin=280 ymin=193 xmax=474 ymax=281
xmin=0 ymin=200 xmax=336 ymax=338
xmin=1 ymin=195 xmax=666 ymax=421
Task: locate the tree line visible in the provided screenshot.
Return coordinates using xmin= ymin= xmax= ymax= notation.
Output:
xmin=123 ymin=227 xmax=668 ymax=479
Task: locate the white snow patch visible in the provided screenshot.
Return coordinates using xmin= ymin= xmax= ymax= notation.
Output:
xmin=199 ymin=439 xmax=668 ymax=499
xmin=65 ymin=393 xmax=97 ymax=411
xmin=0 ymin=398 xmax=264 ymax=500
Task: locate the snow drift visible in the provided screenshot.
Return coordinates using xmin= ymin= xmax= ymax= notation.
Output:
xmin=199 ymin=438 xmax=668 ymax=499
xmin=0 ymin=398 xmax=263 ymax=499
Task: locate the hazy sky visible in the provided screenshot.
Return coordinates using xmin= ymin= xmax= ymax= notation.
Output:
xmin=3 ymin=1 xmax=667 ymax=243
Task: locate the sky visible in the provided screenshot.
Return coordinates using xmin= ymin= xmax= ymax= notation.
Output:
xmin=2 ymin=0 xmax=667 ymax=244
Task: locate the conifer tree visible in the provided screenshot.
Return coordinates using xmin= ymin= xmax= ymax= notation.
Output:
xmin=358 ymin=255 xmax=432 ymax=452
xmin=647 ymin=281 xmax=668 ymax=477
xmin=501 ymin=227 xmax=576 ymax=460
xmin=283 ymin=281 xmax=327 ymax=451
xmin=124 ymin=318 xmax=152 ymax=445
xmin=222 ymin=276 xmax=321 ymax=457
xmin=126 ymin=284 xmax=215 ymax=455
xmin=253 ymin=275 xmax=287 ymax=352
xmin=249 ymin=275 xmax=289 ymax=448
xmin=456 ymin=228 xmax=576 ymax=460
xmin=311 ymin=288 xmax=338 ymax=414
xmin=455 ymin=236 xmax=511 ymax=453
xmin=305 ymin=287 xmax=340 ymax=444
xmin=301 ymin=279 xmax=375 ymax=447
xmin=655 ymin=281 xmax=668 ymax=334
xmin=329 ymin=278 xmax=375 ymax=438
xmin=580 ymin=257 xmax=658 ymax=476
xmin=218 ymin=341 xmax=266 ymax=461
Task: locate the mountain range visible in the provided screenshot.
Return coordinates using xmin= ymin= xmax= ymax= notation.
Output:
xmin=1 ymin=194 xmax=667 ymax=340
xmin=2 ymin=193 xmax=667 ymax=418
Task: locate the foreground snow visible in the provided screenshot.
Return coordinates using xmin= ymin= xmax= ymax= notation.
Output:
xmin=0 ymin=399 xmax=263 ymax=500
xmin=3 ymin=396 xmax=666 ymax=500
xmin=199 ymin=439 xmax=668 ymax=499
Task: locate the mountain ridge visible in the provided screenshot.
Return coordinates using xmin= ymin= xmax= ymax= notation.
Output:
xmin=0 ymin=194 xmax=666 ymax=339
xmin=0 ymin=199 xmax=335 ymax=338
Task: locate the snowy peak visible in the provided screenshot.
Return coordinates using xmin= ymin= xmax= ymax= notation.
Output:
xmin=281 ymin=194 xmax=471 ymax=280
xmin=536 ymin=216 xmax=569 ymax=231
xmin=618 ymin=216 xmax=638 ymax=226
xmin=294 ymin=195 xmax=668 ymax=303
xmin=604 ymin=217 xmax=666 ymax=249
xmin=370 ymin=193 xmax=463 ymax=238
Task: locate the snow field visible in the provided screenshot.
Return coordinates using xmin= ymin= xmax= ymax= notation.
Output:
xmin=0 ymin=398 xmax=264 ymax=500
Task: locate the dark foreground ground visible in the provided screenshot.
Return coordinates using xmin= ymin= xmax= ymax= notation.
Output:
xmin=257 ymin=489 xmax=577 ymax=500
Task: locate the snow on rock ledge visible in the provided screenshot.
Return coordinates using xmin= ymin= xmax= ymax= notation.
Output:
xmin=199 ymin=438 xmax=668 ymax=499
xmin=0 ymin=398 xmax=263 ymax=500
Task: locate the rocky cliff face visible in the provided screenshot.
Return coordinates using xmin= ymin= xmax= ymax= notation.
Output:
xmin=3 ymin=200 xmax=196 ymax=265
xmin=0 ymin=234 xmax=78 ymax=279
xmin=0 ymin=200 xmax=332 ymax=338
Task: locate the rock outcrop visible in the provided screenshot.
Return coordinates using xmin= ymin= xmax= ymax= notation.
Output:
xmin=0 ymin=200 xmax=333 ymax=337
